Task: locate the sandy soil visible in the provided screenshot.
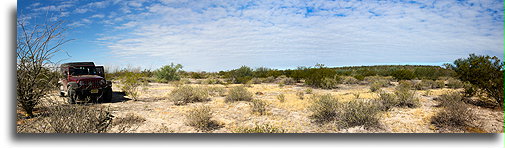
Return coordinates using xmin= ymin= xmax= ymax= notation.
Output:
xmin=40 ymin=82 xmax=503 ymax=133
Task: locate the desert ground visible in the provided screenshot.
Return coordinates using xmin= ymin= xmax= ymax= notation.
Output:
xmin=37 ymin=80 xmax=503 ymax=133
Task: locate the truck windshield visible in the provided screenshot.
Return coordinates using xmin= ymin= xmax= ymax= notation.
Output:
xmin=69 ymin=66 xmax=97 ymax=76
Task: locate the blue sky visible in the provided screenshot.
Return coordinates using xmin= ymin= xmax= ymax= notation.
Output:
xmin=18 ymin=0 xmax=504 ymax=72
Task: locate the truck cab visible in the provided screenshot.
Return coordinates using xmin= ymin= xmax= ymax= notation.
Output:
xmin=59 ymin=62 xmax=112 ymax=103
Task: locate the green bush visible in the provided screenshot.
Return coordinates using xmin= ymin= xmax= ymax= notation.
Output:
xmin=342 ymin=76 xmax=359 ymax=84
xmin=250 ymin=77 xmax=262 ymax=84
xmin=228 ymin=66 xmax=254 ymax=84
xmin=462 ymin=82 xmax=477 ymax=97
xmin=338 ymin=100 xmax=381 ymax=129
xmin=450 ymin=54 xmax=503 ymax=108
xmin=305 ymin=88 xmax=313 ymax=94
xmin=392 ymin=69 xmax=415 ymax=80
xmin=119 ymin=72 xmax=148 ymax=100
xmin=250 ymin=99 xmax=267 ymax=115
xmin=434 ymin=80 xmax=446 ymax=88
xmin=319 ymin=77 xmax=339 ymax=89
xmin=225 ymin=86 xmax=253 ymax=102
xmin=234 ymin=123 xmax=286 ymax=133
xmin=185 ymin=105 xmax=219 ymax=131
xmin=170 ymin=85 xmax=209 ymax=105
xmin=309 ymin=94 xmax=339 ymax=124
xmin=154 ymin=63 xmax=183 ymax=82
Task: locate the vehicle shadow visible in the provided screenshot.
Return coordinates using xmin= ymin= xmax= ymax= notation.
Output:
xmin=109 ymin=91 xmax=131 ymax=103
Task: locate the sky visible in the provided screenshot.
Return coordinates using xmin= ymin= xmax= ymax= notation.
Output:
xmin=17 ymin=0 xmax=504 ymax=72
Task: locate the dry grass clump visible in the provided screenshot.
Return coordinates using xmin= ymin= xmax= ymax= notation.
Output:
xmin=202 ymin=78 xmax=223 ymax=84
xmin=276 ymin=94 xmax=286 ymax=102
xmin=337 ymin=100 xmax=381 ymax=129
xmin=225 ymin=85 xmax=253 ymax=102
xmin=446 ymin=77 xmax=464 ymax=88
xmin=369 ymin=82 xmax=382 ymax=92
xmin=18 ymin=105 xmax=113 ymax=133
xmin=276 ymin=75 xmax=296 ymax=85
xmin=296 ymin=91 xmax=305 ymax=100
xmin=308 ymin=94 xmax=339 ymax=124
xmin=185 ymin=105 xmax=219 ymax=131
xmin=305 ymin=88 xmax=313 ymax=94
xmin=234 ymin=123 xmax=286 ymax=133
xmin=250 ymin=99 xmax=267 ymax=115
xmin=206 ymin=86 xmax=226 ymax=97
xmin=394 ymin=84 xmax=419 ymax=108
xmin=113 ymin=113 xmax=146 ymax=133
xmin=170 ymin=85 xmax=209 ymax=105
xmin=250 ymin=77 xmax=263 ymax=84
xmin=431 ymin=92 xmax=473 ymax=131
xmin=377 ymin=91 xmax=397 ymax=111
xmin=341 ymin=76 xmax=359 ymax=84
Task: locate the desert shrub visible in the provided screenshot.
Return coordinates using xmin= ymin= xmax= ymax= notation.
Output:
xmin=250 ymin=77 xmax=262 ymax=84
xmin=304 ymin=67 xmax=338 ymax=88
xmin=397 ymin=80 xmax=413 ymax=90
xmin=434 ymin=80 xmax=446 ymax=88
xmin=446 ymin=78 xmax=464 ymax=89
xmin=185 ymin=105 xmax=219 ymax=131
xmin=202 ymin=78 xmax=223 ymax=85
xmin=250 ymin=99 xmax=267 ymax=115
xmin=341 ymin=76 xmax=359 ymax=84
xmin=305 ymin=88 xmax=313 ymax=94
xmin=338 ymin=100 xmax=381 ymax=129
xmin=170 ymin=85 xmax=209 ymax=105
xmin=462 ymin=82 xmax=477 ymax=97
xmin=228 ymin=66 xmax=254 ymax=84
xmin=261 ymin=76 xmax=276 ymax=83
xmin=431 ymin=92 xmax=473 ymax=130
xmin=206 ymin=86 xmax=226 ymax=97
xmin=436 ymin=92 xmax=464 ymax=107
xmin=226 ymin=86 xmax=253 ymax=102
xmin=154 ymin=63 xmax=183 ymax=82
xmin=234 ymin=123 xmax=286 ymax=133
xmin=449 ymin=54 xmax=504 ymax=108
xmin=377 ymin=92 xmax=397 ymax=111
xmin=319 ymin=77 xmax=339 ymax=89
xmin=276 ymin=94 xmax=286 ymax=102
xmin=18 ymin=105 xmax=113 ymax=133
xmin=369 ymin=82 xmax=382 ymax=92
xmin=309 ymin=94 xmax=339 ymax=123
xmin=394 ymin=85 xmax=419 ymax=108
xmin=119 ymin=72 xmax=148 ymax=100
xmin=354 ymin=75 xmax=365 ymax=81
xmin=276 ymin=75 xmax=296 ymax=85
xmin=392 ymin=69 xmax=415 ymax=80
xmin=113 ymin=113 xmax=146 ymax=133
xmin=296 ymin=91 xmax=304 ymax=100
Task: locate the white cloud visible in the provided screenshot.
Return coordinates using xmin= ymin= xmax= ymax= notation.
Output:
xmin=91 ymin=14 xmax=105 ymax=18
xmin=90 ymin=0 xmax=503 ymax=71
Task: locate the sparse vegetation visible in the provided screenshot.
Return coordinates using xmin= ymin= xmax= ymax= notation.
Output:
xmin=377 ymin=92 xmax=397 ymax=111
xmin=276 ymin=94 xmax=286 ymax=102
xmin=113 ymin=113 xmax=146 ymax=133
xmin=226 ymin=86 xmax=253 ymax=102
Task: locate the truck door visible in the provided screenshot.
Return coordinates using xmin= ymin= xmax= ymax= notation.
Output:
xmin=95 ymin=66 xmax=105 ymax=78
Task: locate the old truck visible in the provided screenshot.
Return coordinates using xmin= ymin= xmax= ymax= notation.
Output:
xmin=58 ymin=62 xmax=113 ymax=103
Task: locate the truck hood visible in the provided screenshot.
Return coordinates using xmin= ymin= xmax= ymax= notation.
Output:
xmin=69 ymin=75 xmax=104 ymax=81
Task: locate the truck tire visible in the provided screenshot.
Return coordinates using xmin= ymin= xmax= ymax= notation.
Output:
xmin=68 ymin=85 xmax=77 ymax=104
xmin=102 ymin=87 xmax=113 ymax=103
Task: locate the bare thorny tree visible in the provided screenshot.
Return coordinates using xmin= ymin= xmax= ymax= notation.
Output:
xmin=16 ymin=17 xmax=71 ymax=118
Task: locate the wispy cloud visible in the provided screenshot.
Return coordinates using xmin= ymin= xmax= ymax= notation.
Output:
xmin=19 ymin=0 xmax=504 ymax=71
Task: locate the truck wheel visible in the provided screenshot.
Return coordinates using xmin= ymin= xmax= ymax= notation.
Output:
xmin=102 ymin=87 xmax=113 ymax=103
xmin=68 ymin=86 xmax=77 ymax=104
